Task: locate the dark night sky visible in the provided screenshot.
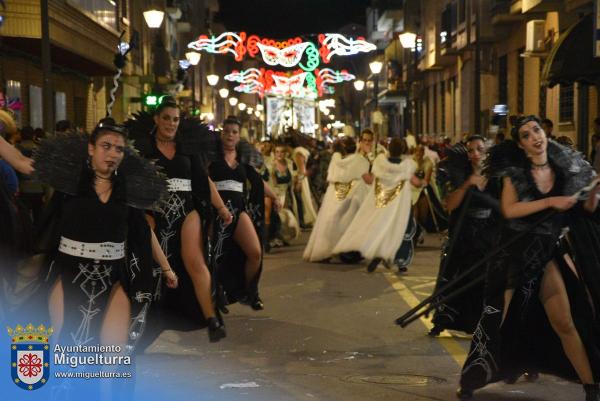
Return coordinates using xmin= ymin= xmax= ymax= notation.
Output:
xmin=216 ymin=0 xmax=370 ymax=38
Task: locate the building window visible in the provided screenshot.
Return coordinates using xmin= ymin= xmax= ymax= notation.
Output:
xmin=498 ymin=55 xmax=507 ymax=105
xmin=458 ymin=0 xmax=466 ymax=24
xmin=5 ymin=80 xmax=22 ymax=126
xmin=29 ymin=85 xmax=43 ymax=129
xmin=55 ymin=92 xmax=67 ymax=123
xmin=517 ymin=48 xmax=524 ymax=114
xmin=67 ymin=0 xmax=117 ymax=30
xmin=559 ymin=83 xmax=574 ymax=123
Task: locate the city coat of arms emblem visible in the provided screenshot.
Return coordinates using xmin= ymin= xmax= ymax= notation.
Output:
xmin=8 ymin=324 xmax=53 ymax=390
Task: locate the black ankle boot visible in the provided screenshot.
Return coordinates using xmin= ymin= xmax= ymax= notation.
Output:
xmin=367 ymin=258 xmax=381 ymax=272
xmin=456 ymin=387 xmax=473 ymax=399
xmin=208 ymin=317 xmax=226 ymax=343
xmin=584 ymin=384 xmax=600 ymax=401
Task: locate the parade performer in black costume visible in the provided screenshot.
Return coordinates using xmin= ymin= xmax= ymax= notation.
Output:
xmin=430 ymin=136 xmax=499 ymax=336
xmin=33 ymin=119 xmax=174 ymax=351
xmin=210 ymin=116 xmax=281 ymax=311
xmin=126 ymin=98 xmax=232 ymax=342
xmin=456 ymin=116 xmax=600 ymax=401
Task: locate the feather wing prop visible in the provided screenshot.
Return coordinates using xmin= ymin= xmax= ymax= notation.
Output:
xmin=33 ymin=132 xmax=88 ymax=196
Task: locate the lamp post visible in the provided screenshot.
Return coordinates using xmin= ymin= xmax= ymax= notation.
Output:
xmin=185 ymin=51 xmax=201 ymax=114
xmin=219 ymin=88 xmax=229 ymax=118
xmin=206 ymin=74 xmax=219 ymax=117
xmin=144 ymin=7 xmax=165 ymax=95
xmin=369 ymin=60 xmax=383 ymax=109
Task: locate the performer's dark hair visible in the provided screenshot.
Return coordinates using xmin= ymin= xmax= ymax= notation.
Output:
xmin=511 ymin=115 xmax=541 ymax=142
xmin=223 ymin=115 xmax=242 ymax=128
xmin=155 ymin=96 xmax=178 ymax=115
xmin=465 ymin=134 xmax=485 ymax=144
xmin=388 ymin=137 xmax=407 ymax=157
xmin=360 ymin=128 xmax=374 ymax=140
xmin=90 ymin=117 xmax=128 ymax=144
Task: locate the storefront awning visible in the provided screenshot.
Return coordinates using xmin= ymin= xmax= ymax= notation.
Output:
xmin=541 ymin=14 xmax=600 ymax=87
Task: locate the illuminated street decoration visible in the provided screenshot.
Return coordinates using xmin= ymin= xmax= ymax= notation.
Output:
xmin=224 ymin=67 xmax=355 ymax=98
xmin=188 ymin=32 xmax=246 ymax=61
xmin=318 ymin=33 xmax=377 ymax=63
xmin=256 ymin=42 xmax=309 ymax=67
xmin=188 ymin=32 xmax=375 ymax=70
xmin=315 ymin=68 xmax=356 ymax=96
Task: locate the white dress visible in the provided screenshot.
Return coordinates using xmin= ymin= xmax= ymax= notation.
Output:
xmin=303 ymin=152 xmax=371 ymax=262
xmin=333 ymin=155 xmax=417 ymax=262
xmin=292 ymin=146 xmax=318 ymax=226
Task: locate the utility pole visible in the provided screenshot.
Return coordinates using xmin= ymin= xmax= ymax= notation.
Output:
xmin=41 ymin=0 xmax=54 ymax=131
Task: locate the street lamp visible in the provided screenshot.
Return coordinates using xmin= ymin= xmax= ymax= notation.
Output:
xmin=185 ymin=51 xmax=201 ymax=65
xmin=143 ymin=10 xmax=165 ymax=28
xmin=206 ymin=74 xmax=219 ymax=86
xmin=399 ymin=32 xmax=417 ymax=49
xmin=353 ymin=80 xmax=365 ymax=91
xmin=369 ymin=61 xmax=383 ymax=74
xmin=256 ymin=104 xmax=264 ymax=112
xmin=219 ymin=88 xmax=229 ymax=98
xmin=229 ymin=97 xmax=238 ymax=106
xmin=238 ymin=102 xmax=247 ymax=111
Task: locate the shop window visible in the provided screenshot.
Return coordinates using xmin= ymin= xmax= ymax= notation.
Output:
xmin=441 ymin=81 xmax=446 ymax=133
xmin=29 ymin=85 xmax=43 ymax=129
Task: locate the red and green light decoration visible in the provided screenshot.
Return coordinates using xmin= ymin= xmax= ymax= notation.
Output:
xmin=188 ymin=32 xmax=375 ymax=72
xmin=224 ymin=67 xmax=356 ymax=98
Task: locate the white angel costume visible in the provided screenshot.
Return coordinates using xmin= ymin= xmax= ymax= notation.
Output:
xmin=333 ymin=154 xmax=417 ymax=262
xmin=303 ymin=152 xmax=371 ymax=262
xmin=292 ymin=146 xmax=318 ymax=226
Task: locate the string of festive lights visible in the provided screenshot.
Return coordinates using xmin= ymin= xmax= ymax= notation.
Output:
xmin=187 ymin=32 xmax=375 ymax=70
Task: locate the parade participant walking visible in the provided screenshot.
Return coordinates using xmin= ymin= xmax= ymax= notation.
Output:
xmin=127 ymin=98 xmax=231 ymax=342
xmin=333 ymin=138 xmax=417 ymax=272
xmin=34 ymin=118 xmax=174 ymax=349
xmin=412 ymin=144 xmax=447 ymax=235
xmin=430 ymin=135 xmax=499 ymax=336
xmin=266 ymin=142 xmax=299 ymax=248
xmin=457 ymin=116 xmax=600 ymax=401
xmin=210 ymin=116 xmax=281 ymax=311
xmin=303 ymin=136 xmax=370 ymax=262
xmin=291 ymin=139 xmax=318 ymax=228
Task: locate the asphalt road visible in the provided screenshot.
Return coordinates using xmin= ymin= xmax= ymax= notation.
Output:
xmin=136 ymin=233 xmax=584 ymax=401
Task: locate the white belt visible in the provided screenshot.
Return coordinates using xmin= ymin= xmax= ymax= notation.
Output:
xmin=214 ymin=180 xmax=243 ymax=193
xmin=167 ymin=178 xmax=192 ymax=192
xmin=59 ymin=237 xmax=125 ymax=260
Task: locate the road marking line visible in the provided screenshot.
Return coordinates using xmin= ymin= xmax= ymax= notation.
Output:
xmin=384 ymin=273 xmax=467 ymax=367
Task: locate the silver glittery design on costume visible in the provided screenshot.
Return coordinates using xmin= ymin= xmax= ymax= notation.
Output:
xmin=214 ymin=201 xmax=237 ymax=263
xmin=70 ymin=261 xmax=112 ymax=345
xmin=461 ymin=304 xmax=501 ymax=382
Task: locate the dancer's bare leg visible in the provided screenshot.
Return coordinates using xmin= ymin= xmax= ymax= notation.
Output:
xmin=540 ymin=260 xmax=594 ymax=384
xmin=181 ymin=210 xmax=215 ymax=319
xmin=233 ymin=212 xmax=261 ymax=287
